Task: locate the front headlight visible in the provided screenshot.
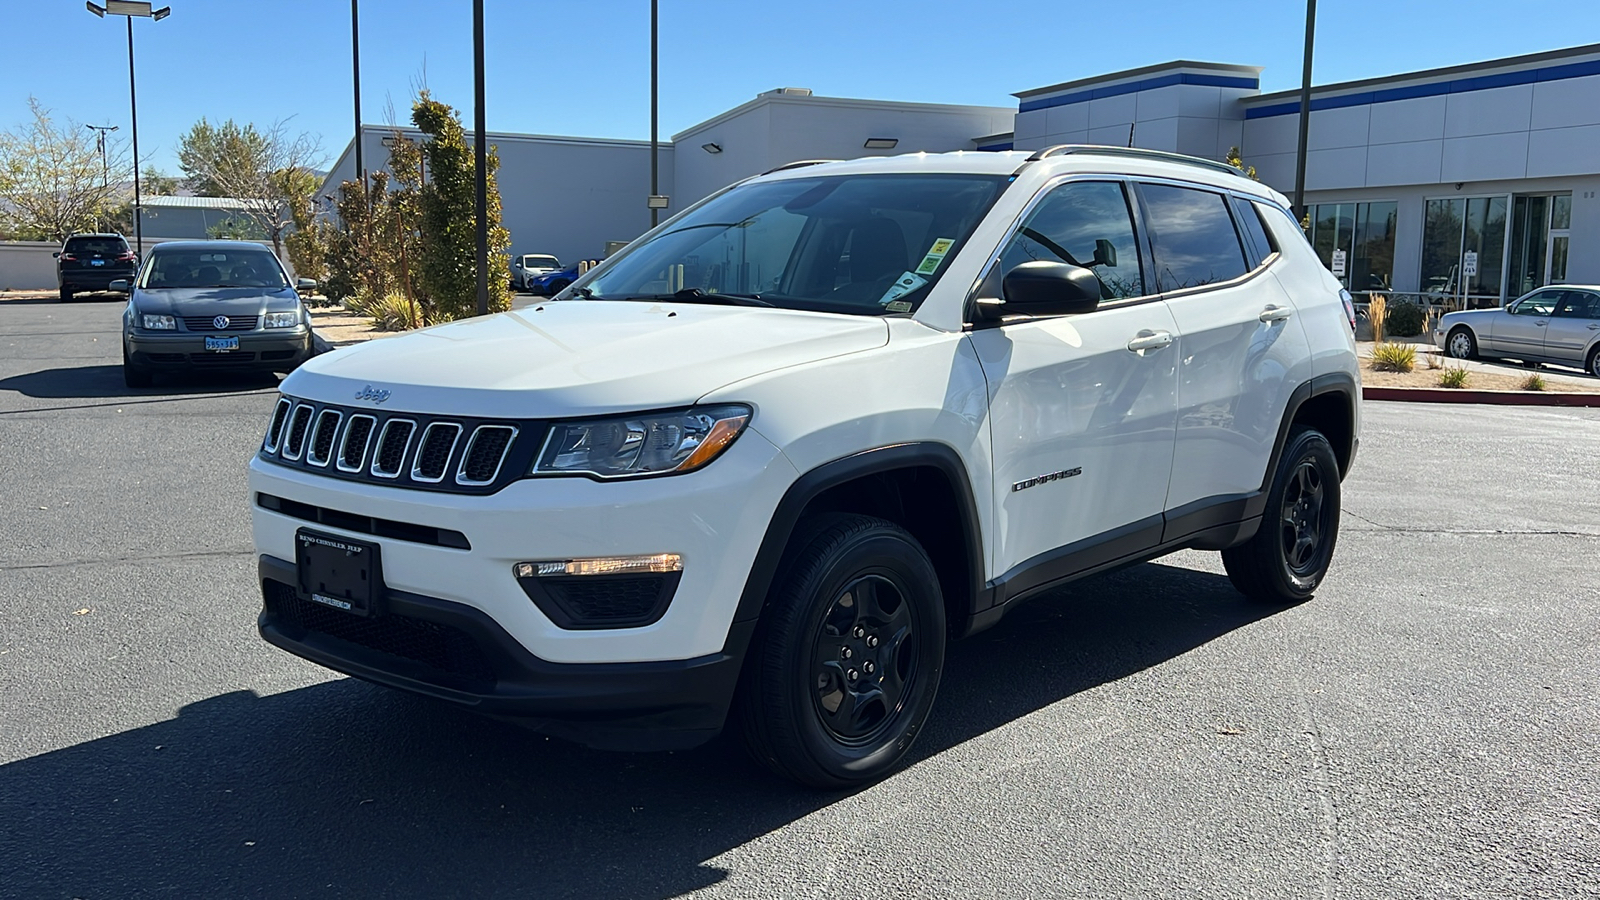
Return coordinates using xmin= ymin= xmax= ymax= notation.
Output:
xmin=141 ymin=314 xmax=175 ymax=330
xmin=264 ymin=311 xmax=301 ymax=329
xmin=531 ymin=405 xmax=751 ymax=479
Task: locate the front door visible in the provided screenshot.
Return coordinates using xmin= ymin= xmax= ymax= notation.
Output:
xmin=969 ymin=179 xmax=1177 ymax=581
xmin=1489 ymin=289 xmax=1559 ymax=356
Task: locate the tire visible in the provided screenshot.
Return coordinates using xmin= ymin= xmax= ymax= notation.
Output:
xmin=1587 ymin=345 xmax=1600 ymax=380
xmin=737 ymin=513 xmax=946 ymax=789
xmin=1446 ymin=326 xmax=1478 ymax=361
xmin=548 ymin=279 xmax=570 ymax=295
xmin=122 ymin=344 xmax=153 ymax=388
xmin=1222 ymin=427 xmax=1342 ymax=603
xmin=58 ymin=286 xmax=73 ymax=302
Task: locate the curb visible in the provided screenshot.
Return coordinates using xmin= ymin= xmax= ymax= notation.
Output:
xmin=1363 ymin=386 xmax=1600 ymax=407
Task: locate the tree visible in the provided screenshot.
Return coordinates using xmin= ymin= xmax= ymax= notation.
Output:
xmin=412 ymin=93 xmax=511 ymax=320
xmin=176 ymin=117 xmax=324 ymax=256
xmin=1225 ymin=146 xmax=1258 ymax=181
xmin=141 ymin=166 xmax=180 ymax=196
xmin=283 ymin=189 xmax=332 ymax=291
xmin=0 ymin=97 xmax=132 ymax=240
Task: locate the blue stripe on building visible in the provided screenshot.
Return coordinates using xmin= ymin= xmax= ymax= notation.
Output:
xmin=1244 ymin=57 xmax=1600 ymax=119
xmin=1019 ymin=73 xmax=1261 ymax=114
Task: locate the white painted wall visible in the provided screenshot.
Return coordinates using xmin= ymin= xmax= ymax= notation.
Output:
xmin=0 ymin=242 xmax=61 ymax=291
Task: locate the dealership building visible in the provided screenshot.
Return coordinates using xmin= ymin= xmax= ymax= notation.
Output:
xmin=323 ymin=41 xmax=1600 ymax=304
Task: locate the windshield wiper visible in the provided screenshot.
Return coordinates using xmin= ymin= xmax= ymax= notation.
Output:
xmin=658 ymin=288 xmax=773 ymax=308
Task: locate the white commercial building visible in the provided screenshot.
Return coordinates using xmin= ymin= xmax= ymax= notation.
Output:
xmin=322 ymin=42 xmax=1599 ymax=305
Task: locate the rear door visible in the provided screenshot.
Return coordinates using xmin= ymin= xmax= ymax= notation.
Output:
xmin=1544 ymin=289 xmax=1600 ymax=363
xmin=968 ymin=178 xmax=1178 ymax=582
xmin=1136 ymin=181 xmax=1310 ymax=526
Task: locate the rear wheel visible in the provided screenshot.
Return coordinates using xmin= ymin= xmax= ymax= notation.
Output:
xmin=1222 ymin=427 xmax=1341 ymax=603
xmin=58 ymin=286 xmax=73 ymax=302
xmin=1446 ymin=327 xmax=1477 ymax=361
xmin=737 ymin=513 xmax=945 ymax=789
xmin=1587 ymin=345 xmax=1600 ymax=380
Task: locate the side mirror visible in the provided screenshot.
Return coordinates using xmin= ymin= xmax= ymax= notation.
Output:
xmin=1001 ymin=261 xmax=1102 ymax=316
xmin=296 ymin=278 xmax=319 ymax=291
xmin=108 ymin=279 xmax=130 ymax=293
xmin=1092 ymin=239 xmax=1117 ymax=268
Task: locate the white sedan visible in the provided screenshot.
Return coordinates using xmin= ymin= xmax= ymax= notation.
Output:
xmin=1435 ymin=285 xmax=1600 ymax=378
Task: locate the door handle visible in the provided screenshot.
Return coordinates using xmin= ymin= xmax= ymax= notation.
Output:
xmin=1126 ymin=330 xmax=1174 ymax=353
xmin=1536 ymin=320 xmax=1547 ymax=327
xmin=1259 ymin=305 xmax=1295 ymax=323
xmin=1587 ymin=323 xmax=1599 ymax=330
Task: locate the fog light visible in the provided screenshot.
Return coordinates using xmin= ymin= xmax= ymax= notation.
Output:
xmin=514 ymin=553 xmax=682 ymax=579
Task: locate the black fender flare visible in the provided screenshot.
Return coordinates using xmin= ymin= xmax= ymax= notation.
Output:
xmin=731 ymin=442 xmax=986 ymax=625
xmin=1245 ymin=371 xmax=1358 ymax=520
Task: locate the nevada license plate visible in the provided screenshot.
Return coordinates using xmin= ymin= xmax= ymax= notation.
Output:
xmin=296 ymin=529 xmax=381 ymax=616
xmin=90 ymin=259 xmax=105 ymax=266
xmin=204 ymin=336 xmax=239 ymax=352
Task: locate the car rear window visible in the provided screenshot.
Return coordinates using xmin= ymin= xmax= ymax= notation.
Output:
xmin=65 ymin=237 xmax=128 ymax=255
xmin=1138 ymin=184 xmax=1249 ymax=292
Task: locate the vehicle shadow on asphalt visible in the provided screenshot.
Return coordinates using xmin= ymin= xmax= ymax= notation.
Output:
xmin=0 ymin=562 xmax=1284 ymax=899
xmin=0 ymin=364 xmax=278 ymax=400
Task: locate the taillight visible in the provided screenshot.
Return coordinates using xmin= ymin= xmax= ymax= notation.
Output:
xmin=59 ymin=253 xmax=76 ymax=261
xmin=116 ymin=252 xmax=136 ymax=262
xmin=1339 ymin=289 xmax=1357 ymax=331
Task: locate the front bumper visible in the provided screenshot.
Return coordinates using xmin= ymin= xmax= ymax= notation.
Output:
xmin=258 ymin=555 xmax=754 ymax=749
xmin=127 ymin=328 xmax=314 ymax=371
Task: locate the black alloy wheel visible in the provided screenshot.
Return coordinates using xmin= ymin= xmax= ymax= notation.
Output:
xmin=1222 ymin=426 xmax=1341 ymax=602
xmin=738 ymin=513 xmax=945 ymax=788
xmin=548 ymin=279 xmax=571 ymax=295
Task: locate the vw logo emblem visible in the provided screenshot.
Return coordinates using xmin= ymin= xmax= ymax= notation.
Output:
xmin=213 ymin=315 xmax=231 ymax=330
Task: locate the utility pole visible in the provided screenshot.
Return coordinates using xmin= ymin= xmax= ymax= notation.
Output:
xmin=473 ymin=0 xmax=489 ymax=316
xmin=86 ymin=125 xmax=118 ymax=187
xmin=1292 ymin=0 xmax=1317 ymax=221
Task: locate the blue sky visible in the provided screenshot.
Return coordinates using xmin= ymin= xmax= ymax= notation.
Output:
xmin=3 ymin=0 xmax=1596 ymax=176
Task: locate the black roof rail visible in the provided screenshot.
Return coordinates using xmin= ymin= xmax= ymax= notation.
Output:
xmin=761 ymin=159 xmax=840 ymax=175
xmin=1025 ymin=144 xmax=1248 ymax=178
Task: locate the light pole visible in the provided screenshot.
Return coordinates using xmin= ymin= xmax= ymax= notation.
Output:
xmin=650 ymin=0 xmax=659 ymax=229
xmin=86 ymin=1 xmax=170 ymax=259
xmin=1292 ymin=0 xmax=1317 ymax=221
xmin=472 ymin=0 xmax=488 ymax=317
xmin=351 ymin=0 xmax=363 ymax=186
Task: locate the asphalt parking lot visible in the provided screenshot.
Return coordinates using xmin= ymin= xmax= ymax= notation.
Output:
xmin=2 ymin=295 xmax=1597 ymax=899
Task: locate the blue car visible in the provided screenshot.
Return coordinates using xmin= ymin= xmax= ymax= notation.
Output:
xmin=527 ymin=263 xmax=580 ymax=296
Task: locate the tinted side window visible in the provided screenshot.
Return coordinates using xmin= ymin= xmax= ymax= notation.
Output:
xmin=1554 ymin=290 xmax=1600 ymax=318
xmin=993 ymin=181 xmax=1145 ymax=300
xmin=1140 ymin=184 xmax=1248 ymax=292
xmin=1231 ymin=195 xmax=1275 ymax=262
xmin=1513 ymin=292 xmax=1559 ymax=316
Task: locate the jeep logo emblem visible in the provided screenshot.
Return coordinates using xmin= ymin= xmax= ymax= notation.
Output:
xmin=354 ymin=385 xmax=391 ymax=404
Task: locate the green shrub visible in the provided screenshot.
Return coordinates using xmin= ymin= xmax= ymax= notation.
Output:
xmin=1437 ymin=366 xmax=1470 ymax=388
xmin=351 ymin=292 xmax=418 ymax=332
xmin=1384 ymin=300 xmax=1425 ymax=337
xmin=1519 ymin=373 xmax=1546 ymax=392
xmin=1371 ymin=342 xmax=1416 ymax=373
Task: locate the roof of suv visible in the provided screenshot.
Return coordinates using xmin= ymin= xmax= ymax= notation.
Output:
xmin=758 ymin=146 xmax=1289 ymax=206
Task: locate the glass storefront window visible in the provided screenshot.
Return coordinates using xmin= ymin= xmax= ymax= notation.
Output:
xmin=1463 ymin=196 xmax=1507 ymax=299
xmin=1421 ymin=198 xmax=1464 ymax=297
xmin=1422 ymin=196 xmax=1508 ymax=307
xmin=1509 ymin=196 xmax=1549 ymax=298
xmin=1308 ymin=200 xmax=1395 ymax=294
xmin=1551 ymin=194 xmax=1572 ymax=230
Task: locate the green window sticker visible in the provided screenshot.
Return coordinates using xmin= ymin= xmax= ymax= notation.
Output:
xmin=914 ymin=237 xmax=956 ymax=275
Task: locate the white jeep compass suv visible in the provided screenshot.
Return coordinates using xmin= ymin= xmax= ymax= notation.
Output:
xmin=251 ymin=146 xmax=1360 ymax=787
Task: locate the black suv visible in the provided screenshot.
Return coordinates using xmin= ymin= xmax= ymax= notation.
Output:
xmin=56 ymin=233 xmax=138 ymax=301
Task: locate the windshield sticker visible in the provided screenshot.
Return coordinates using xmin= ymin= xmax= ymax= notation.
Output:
xmin=880 ymin=272 xmax=928 ymax=305
xmin=886 ymin=300 xmax=913 ymax=313
xmin=914 ymin=237 xmax=957 ymax=275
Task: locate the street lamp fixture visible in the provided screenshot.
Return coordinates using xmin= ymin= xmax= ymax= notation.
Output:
xmin=86 ymin=0 xmax=170 ymax=258
xmin=864 ymin=138 xmax=899 ymax=149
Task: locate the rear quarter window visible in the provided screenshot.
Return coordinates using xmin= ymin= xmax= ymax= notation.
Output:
xmin=1139 ymin=184 xmax=1248 ymax=292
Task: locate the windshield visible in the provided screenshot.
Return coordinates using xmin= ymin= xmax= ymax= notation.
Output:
xmin=140 ymin=248 xmax=288 ymax=290
xmin=523 ymin=255 xmax=560 ymax=268
xmin=581 ymin=173 xmax=1007 ymax=315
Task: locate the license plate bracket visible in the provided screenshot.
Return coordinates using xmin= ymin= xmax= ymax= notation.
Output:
xmin=296 ymin=529 xmax=381 ymax=617
xmin=205 ymin=336 xmax=239 ymax=352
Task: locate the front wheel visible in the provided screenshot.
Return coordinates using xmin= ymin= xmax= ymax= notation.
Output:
xmin=122 ymin=343 xmax=153 ymax=388
xmin=1587 ymin=346 xmax=1600 ymax=380
xmin=1222 ymin=427 xmax=1341 ymax=603
xmin=737 ymin=513 xmax=946 ymax=789
xmin=1446 ymin=327 xmax=1478 ymax=360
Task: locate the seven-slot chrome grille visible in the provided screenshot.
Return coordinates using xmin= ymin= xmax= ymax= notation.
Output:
xmin=260 ymin=395 xmax=538 ymax=494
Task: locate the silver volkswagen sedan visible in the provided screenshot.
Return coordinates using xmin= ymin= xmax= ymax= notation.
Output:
xmin=1435 ymin=285 xmax=1600 ymax=378
xmin=117 ymin=241 xmax=318 ymax=388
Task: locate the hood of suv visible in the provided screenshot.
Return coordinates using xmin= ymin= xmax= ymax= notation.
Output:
xmin=283 ymin=300 xmax=889 ymax=418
